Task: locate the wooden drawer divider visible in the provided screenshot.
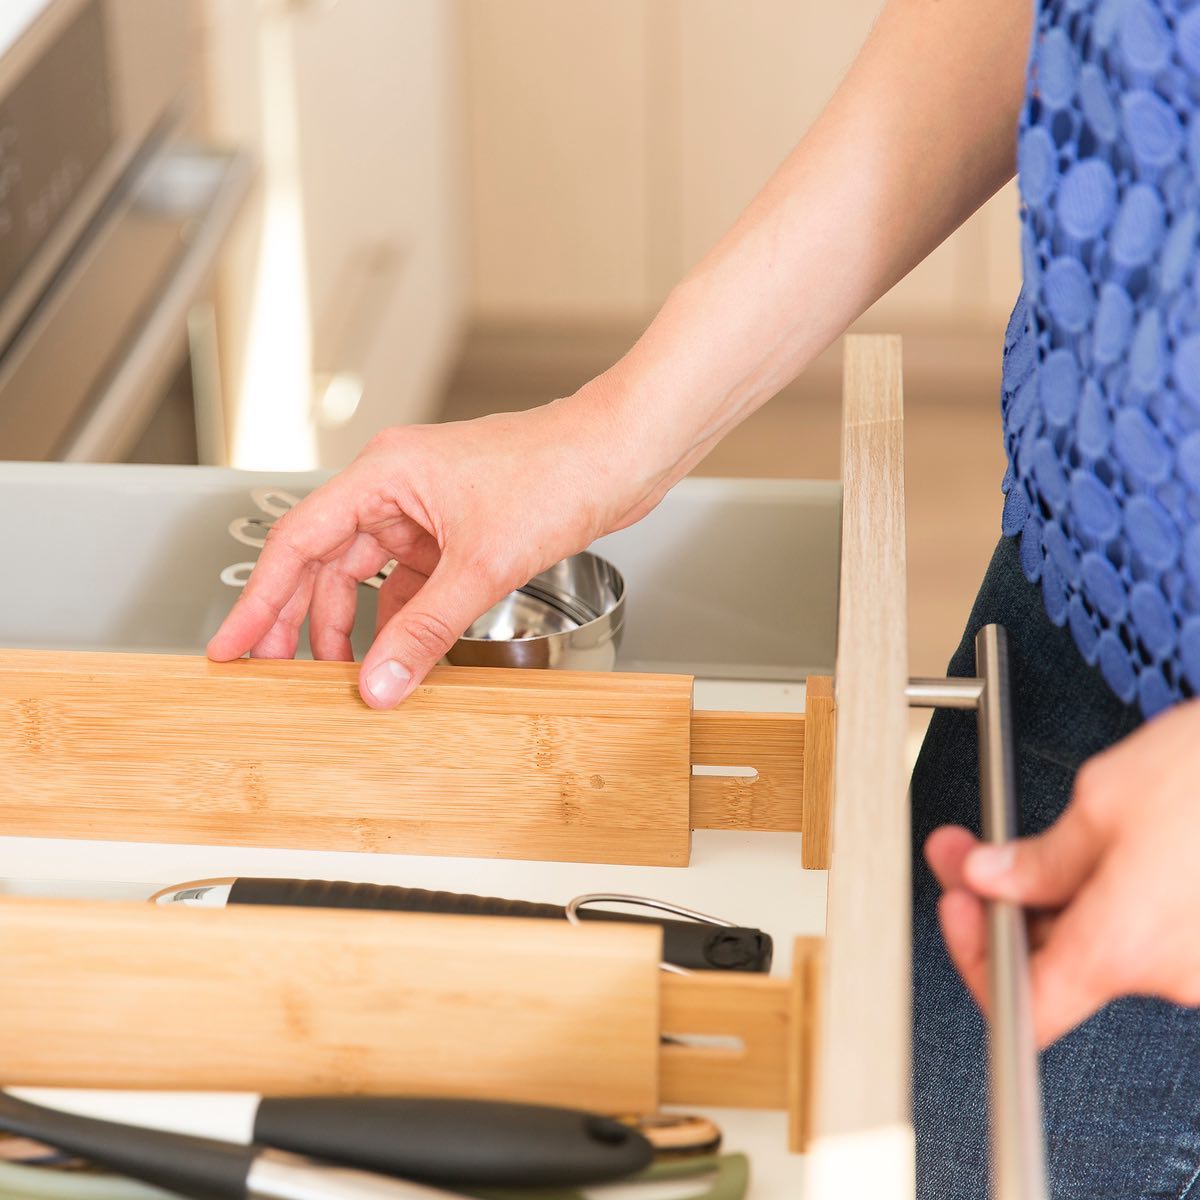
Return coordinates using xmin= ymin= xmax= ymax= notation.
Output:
xmin=0 ymin=649 xmax=834 ymax=869
xmin=0 ymin=896 xmax=824 ymax=1150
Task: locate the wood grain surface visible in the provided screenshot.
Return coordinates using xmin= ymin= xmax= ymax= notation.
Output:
xmin=790 ymin=935 xmax=824 ymax=1153
xmin=0 ymin=652 xmax=694 ymax=866
xmin=689 ymin=709 xmax=804 ymax=831
xmin=0 ymin=897 xmax=662 ymax=1110
xmin=806 ymin=335 xmax=915 ymax=1195
xmin=800 ymin=675 xmax=836 ymax=868
xmin=660 ymin=971 xmax=791 ymax=1110
xmin=1 ymin=896 xmax=827 ymax=1120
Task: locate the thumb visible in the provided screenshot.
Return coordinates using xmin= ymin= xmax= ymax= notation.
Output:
xmin=963 ymin=803 xmax=1107 ymax=908
xmin=359 ymin=559 xmax=496 ymax=709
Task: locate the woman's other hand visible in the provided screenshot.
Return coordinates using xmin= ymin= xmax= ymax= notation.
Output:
xmin=926 ymin=700 xmax=1200 ymax=1046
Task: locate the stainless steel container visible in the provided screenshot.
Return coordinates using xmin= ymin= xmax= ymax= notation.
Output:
xmin=447 ymin=552 xmax=626 ymax=671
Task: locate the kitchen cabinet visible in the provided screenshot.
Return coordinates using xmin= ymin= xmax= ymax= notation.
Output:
xmin=463 ymin=0 xmax=1021 ymax=331
xmin=199 ymin=0 xmax=467 ymax=471
xmin=463 ymin=0 xmax=652 ymax=322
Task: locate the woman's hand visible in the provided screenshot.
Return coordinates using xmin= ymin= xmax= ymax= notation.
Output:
xmin=207 ymin=389 xmax=664 ymax=709
xmin=925 ymin=700 xmax=1200 ymax=1047
xmin=209 ymin=0 xmax=1033 ymax=710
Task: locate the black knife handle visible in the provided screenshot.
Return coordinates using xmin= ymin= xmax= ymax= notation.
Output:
xmin=252 ymin=1098 xmax=654 ymax=1188
xmin=226 ymin=879 xmax=772 ymax=972
xmin=228 ymin=878 xmax=565 ymax=920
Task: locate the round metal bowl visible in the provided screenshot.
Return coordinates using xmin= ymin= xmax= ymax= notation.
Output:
xmin=447 ymin=552 xmax=626 ymax=671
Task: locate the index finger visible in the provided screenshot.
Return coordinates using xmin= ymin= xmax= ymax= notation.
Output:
xmin=925 ymin=824 xmax=981 ymax=891
xmin=207 ymin=482 xmax=360 ymax=661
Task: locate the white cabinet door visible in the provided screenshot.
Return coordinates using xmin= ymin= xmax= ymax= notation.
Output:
xmin=462 ymin=0 xmax=1022 ymax=329
xmin=201 ymin=0 xmax=467 ymax=470
xmin=464 ymin=0 xmax=652 ymax=323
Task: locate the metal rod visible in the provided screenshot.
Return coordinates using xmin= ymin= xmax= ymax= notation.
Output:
xmin=974 ymin=624 xmax=1049 ymax=1200
xmin=905 ymin=677 xmax=984 ymax=708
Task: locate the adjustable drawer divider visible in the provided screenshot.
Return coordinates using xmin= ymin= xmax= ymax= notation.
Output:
xmin=0 ymin=895 xmax=825 ymax=1152
xmin=0 ymin=650 xmax=834 ymax=869
xmin=0 ymin=651 xmax=832 ymax=1153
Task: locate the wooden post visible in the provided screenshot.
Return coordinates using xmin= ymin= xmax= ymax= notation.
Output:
xmin=789 ymin=936 xmax=824 ymax=1152
xmin=801 ymin=675 xmax=835 ymax=868
xmin=805 ymin=335 xmax=915 ymax=1197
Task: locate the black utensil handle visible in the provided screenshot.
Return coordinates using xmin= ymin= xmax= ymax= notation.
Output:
xmin=0 ymin=1092 xmax=254 ymax=1200
xmin=226 ymin=879 xmax=772 ymax=971
xmin=580 ymin=912 xmax=774 ymax=972
xmin=228 ymin=878 xmax=566 ymax=920
xmin=252 ymin=1098 xmax=654 ymax=1188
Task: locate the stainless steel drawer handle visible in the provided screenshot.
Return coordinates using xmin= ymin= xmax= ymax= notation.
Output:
xmin=907 ymin=624 xmax=1049 ymax=1200
xmin=58 ymin=148 xmax=255 ymax=464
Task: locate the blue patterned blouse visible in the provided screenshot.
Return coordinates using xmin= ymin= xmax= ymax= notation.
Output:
xmin=1001 ymin=0 xmax=1200 ymax=716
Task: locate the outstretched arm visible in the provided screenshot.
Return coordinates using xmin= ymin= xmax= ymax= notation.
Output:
xmin=603 ymin=0 xmax=1032 ymax=522
xmin=209 ymin=0 xmax=1032 ymax=707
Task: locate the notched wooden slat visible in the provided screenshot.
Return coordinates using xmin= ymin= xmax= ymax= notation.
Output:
xmin=659 ymin=971 xmax=792 ymax=1109
xmin=689 ymin=709 xmax=804 ymax=832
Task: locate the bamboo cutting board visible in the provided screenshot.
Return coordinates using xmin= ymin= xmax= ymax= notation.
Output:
xmin=0 ymin=650 xmax=693 ymax=866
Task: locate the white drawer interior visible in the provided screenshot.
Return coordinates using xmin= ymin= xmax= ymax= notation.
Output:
xmin=0 ymin=462 xmax=840 ymax=678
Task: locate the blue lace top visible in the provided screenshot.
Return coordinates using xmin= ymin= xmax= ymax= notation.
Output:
xmin=1001 ymin=0 xmax=1200 ymax=716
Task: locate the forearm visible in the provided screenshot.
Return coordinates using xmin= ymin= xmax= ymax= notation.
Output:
xmin=588 ymin=0 xmax=1030 ymax=511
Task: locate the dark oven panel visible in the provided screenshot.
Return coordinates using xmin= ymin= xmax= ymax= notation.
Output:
xmin=0 ymin=0 xmax=113 ymax=307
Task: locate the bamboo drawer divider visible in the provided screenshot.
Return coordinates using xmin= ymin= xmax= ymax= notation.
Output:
xmin=0 ymin=896 xmax=826 ymax=1150
xmin=0 ymin=649 xmax=834 ymax=869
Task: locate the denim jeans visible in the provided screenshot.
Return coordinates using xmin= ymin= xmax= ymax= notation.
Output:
xmin=911 ymin=536 xmax=1200 ymax=1200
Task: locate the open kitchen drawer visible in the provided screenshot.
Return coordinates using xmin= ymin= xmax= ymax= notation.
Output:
xmin=0 ymin=336 xmax=912 ymax=1198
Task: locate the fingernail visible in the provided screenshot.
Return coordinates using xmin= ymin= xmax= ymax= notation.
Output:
xmin=969 ymin=844 xmax=1015 ymax=879
xmin=363 ymin=660 xmax=412 ymax=707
